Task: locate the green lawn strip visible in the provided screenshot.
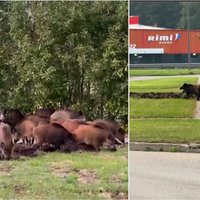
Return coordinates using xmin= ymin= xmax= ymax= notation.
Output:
xmin=130 ymin=68 xmax=200 ymax=76
xmin=130 ymin=118 xmax=200 ymax=143
xmin=0 ymin=147 xmax=127 ymax=200
xmin=130 ymin=77 xmax=198 ymax=93
xmin=130 ymin=98 xmax=196 ymax=118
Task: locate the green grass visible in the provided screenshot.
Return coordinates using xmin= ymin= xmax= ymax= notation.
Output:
xmin=130 ymin=68 xmax=200 ymax=76
xmin=130 ymin=77 xmax=198 ymax=93
xmin=0 ymin=147 xmax=127 ymax=200
xmin=130 ymin=118 xmax=200 ymax=143
xmin=130 ymin=98 xmax=196 ymax=118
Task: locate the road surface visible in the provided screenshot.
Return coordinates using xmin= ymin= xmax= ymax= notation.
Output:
xmin=130 ymin=151 xmax=200 ymax=200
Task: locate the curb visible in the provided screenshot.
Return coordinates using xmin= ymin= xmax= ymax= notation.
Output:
xmin=130 ymin=142 xmax=200 ymax=153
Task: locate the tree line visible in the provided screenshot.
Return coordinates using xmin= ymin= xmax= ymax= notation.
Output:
xmin=0 ymin=1 xmax=128 ymax=125
xmin=130 ymin=2 xmax=200 ymax=29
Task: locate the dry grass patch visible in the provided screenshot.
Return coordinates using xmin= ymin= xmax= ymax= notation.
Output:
xmin=51 ymin=163 xmax=100 ymax=184
xmin=78 ymin=169 xmax=100 ymax=184
xmin=0 ymin=165 xmax=13 ymax=176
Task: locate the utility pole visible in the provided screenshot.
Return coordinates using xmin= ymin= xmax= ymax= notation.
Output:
xmin=187 ymin=5 xmax=191 ymax=70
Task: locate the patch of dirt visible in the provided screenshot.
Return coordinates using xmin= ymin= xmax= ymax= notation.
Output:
xmin=111 ymin=175 xmax=122 ymax=183
xmin=0 ymin=166 xmax=13 ymax=176
xmin=13 ymin=185 xmax=26 ymax=194
xmin=130 ymin=92 xmax=184 ymax=99
xmin=99 ymin=192 xmax=112 ymax=199
xmin=12 ymin=144 xmax=45 ymax=159
xmin=111 ymin=191 xmax=128 ymax=200
xmin=99 ymin=190 xmax=128 ymax=200
xmin=52 ymin=167 xmax=78 ymax=178
xmin=51 ymin=165 xmax=99 ymax=184
xmin=78 ymin=169 xmax=100 ymax=184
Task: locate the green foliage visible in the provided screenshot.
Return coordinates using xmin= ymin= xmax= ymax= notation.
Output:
xmin=178 ymin=2 xmax=200 ymax=29
xmin=130 ymin=2 xmax=200 ymax=30
xmin=130 ymin=2 xmax=182 ymax=28
xmin=0 ymin=2 xmax=127 ymax=124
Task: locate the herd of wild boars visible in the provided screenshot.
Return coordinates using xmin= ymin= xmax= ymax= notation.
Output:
xmin=0 ymin=108 xmax=126 ymax=160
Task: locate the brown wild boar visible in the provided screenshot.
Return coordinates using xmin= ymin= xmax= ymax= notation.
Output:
xmin=0 ymin=122 xmax=13 ymax=160
xmin=33 ymin=123 xmax=76 ymax=151
xmin=60 ymin=120 xmax=88 ymax=133
xmin=26 ymin=115 xmax=49 ymax=126
xmin=72 ymin=124 xmax=116 ymax=151
xmin=93 ymin=119 xmax=125 ymax=144
xmin=14 ymin=119 xmax=36 ymax=144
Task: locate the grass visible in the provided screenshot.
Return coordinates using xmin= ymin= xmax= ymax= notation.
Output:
xmin=130 ymin=68 xmax=200 ymax=76
xmin=130 ymin=118 xmax=200 ymax=143
xmin=0 ymin=147 xmax=127 ymax=200
xmin=130 ymin=98 xmax=196 ymax=118
xmin=130 ymin=77 xmax=198 ymax=93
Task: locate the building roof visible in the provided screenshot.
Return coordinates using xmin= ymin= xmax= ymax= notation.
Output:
xmin=129 ymin=24 xmax=169 ymax=30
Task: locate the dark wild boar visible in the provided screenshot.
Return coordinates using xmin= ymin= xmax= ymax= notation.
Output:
xmin=33 ymin=123 xmax=76 ymax=152
xmin=3 ymin=109 xmax=25 ymax=130
xmin=35 ymin=108 xmax=55 ymax=119
xmin=180 ymin=83 xmax=200 ymax=100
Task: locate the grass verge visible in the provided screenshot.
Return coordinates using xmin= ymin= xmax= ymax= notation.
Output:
xmin=0 ymin=147 xmax=128 ymax=200
xmin=130 ymin=118 xmax=200 ymax=143
xmin=130 ymin=77 xmax=197 ymax=93
xmin=130 ymin=68 xmax=200 ymax=76
xmin=130 ymin=98 xmax=196 ymax=118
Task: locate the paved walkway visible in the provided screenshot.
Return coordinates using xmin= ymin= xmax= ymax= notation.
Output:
xmin=194 ymin=77 xmax=200 ymax=119
xmin=130 ymin=74 xmax=200 ymax=81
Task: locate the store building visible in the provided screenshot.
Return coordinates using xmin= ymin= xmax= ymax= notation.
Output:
xmin=129 ymin=16 xmax=200 ymax=64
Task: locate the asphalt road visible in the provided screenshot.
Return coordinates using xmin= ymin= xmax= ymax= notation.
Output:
xmin=130 ymin=151 xmax=200 ymax=200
